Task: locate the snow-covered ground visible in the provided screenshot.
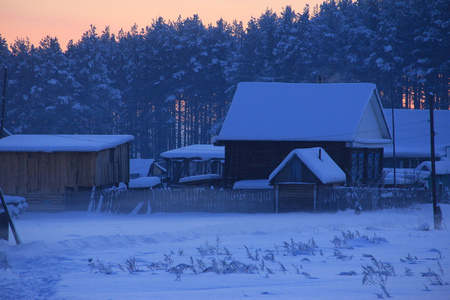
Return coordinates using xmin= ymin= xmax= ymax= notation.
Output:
xmin=1 ymin=204 xmax=449 ymax=299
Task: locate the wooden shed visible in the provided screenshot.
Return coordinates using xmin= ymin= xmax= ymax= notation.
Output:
xmin=0 ymin=134 xmax=134 ymax=211
xmin=269 ymin=148 xmax=346 ymax=212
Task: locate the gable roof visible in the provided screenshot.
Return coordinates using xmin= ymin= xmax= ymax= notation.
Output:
xmin=161 ymin=144 xmax=224 ymax=160
xmin=0 ymin=134 xmax=134 ymax=152
xmin=269 ymin=147 xmax=346 ymax=184
xmin=216 ymin=82 xmax=391 ymax=147
xmin=383 ymin=109 xmax=450 ymax=158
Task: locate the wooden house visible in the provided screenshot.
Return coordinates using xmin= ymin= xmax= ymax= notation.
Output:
xmin=160 ymin=144 xmax=224 ymax=186
xmin=269 ymin=148 xmax=346 ymax=212
xmin=0 ymin=134 xmax=134 ymax=211
xmin=383 ymin=109 xmax=450 ymax=169
xmin=214 ymin=82 xmax=392 ymax=187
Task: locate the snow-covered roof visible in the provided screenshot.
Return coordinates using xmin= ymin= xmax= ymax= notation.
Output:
xmin=384 ymin=109 xmax=450 ymax=158
xmin=217 ymin=82 xmax=391 ymax=146
xmin=233 ymin=180 xmax=273 ymax=190
xmin=269 ymin=147 xmax=346 ymax=184
xmin=0 ymin=135 xmax=134 ymax=152
xmin=128 ymin=177 xmax=161 ymax=188
xmin=417 ymin=160 xmax=450 ymax=175
xmin=161 ymin=144 xmax=224 ymax=160
xmin=178 ymin=174 xmax=223 ymax=184
xmin=130 ymin=159 xmax=155 ymax=177
xmin=383 ymin=168 xmax=430 ymax=186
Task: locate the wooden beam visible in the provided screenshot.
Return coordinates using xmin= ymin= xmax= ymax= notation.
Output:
xmin=0 ymin=187 xmax=21 ymax=244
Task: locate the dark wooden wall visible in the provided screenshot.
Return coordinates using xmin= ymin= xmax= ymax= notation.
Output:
xmin=223 ymin=141 xmax=384 ymax=187
xmin=276 ymin=184 xmax=316 ymax=212
xmin=223 ymin=141 xmax=350 ymax=187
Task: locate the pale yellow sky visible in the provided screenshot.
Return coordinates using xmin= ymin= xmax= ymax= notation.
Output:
xmin=0 ymin=0 xmax=323 ymax=49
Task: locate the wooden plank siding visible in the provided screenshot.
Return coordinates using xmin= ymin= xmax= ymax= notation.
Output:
xmin=0 ymin=143 xmax=130 ymax=211
xmin=276 ymin=184 xmax=316 ymax=212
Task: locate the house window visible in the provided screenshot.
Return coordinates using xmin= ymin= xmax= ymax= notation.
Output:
xmin=211 ymin=160 xmax=220 ymax=174
xmin=374 ymin=153 xmax=380 ymax=181
xmin=358 ymin=152 xmax=364 ymax=182
xmin=367 ymin=153 xmax=374 ymax=181
xmin=366 ymin=152 xmax=381 ymax=184
xmin=196 ymin=161 xmax=206 ymax=175
xmin=351 ymin=151 xmax=365 ymax=185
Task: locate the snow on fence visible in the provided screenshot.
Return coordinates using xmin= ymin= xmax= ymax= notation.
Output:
xmin=317 ymin=187 xmax=432 ymax=211
xmin=66 ymin=186 xmax=438 ymax=214
xmin=92 ymin=188 xmax=275 ymax=214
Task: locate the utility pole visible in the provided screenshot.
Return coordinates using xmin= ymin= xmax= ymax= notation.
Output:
xmin=429 ymin=92 xmax=442 ymax=230
xmin=390 ymin=66 xmax=396 ymax=187
xmin=0 ymin=67 xmax=6 ymax=139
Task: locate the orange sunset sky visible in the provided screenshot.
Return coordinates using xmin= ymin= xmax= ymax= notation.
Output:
xmin=1 ymin=0 xmax=324 ymax=49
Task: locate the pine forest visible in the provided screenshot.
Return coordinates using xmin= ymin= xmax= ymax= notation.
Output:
xmin=0 ymin=0 xmax=448 ymax=158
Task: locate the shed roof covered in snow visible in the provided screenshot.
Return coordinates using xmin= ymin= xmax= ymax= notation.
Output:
xmin=161 ymin=144 xmax=224 ymax=160
xmin=0 ymin=135 xmax=134 ymax=152
xmin=216 ymin=82 xmax=391 ymax=147
xmin=130 ymin=159 xmax=155 ymax=177
xmin=269 ymin=147 xmax=346 ymax=185
xmin=383 ymin=109 xmax=450 ymax=158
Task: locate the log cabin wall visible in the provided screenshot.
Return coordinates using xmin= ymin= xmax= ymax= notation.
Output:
xmin=223 ymin=141 xmax=350 ymax=187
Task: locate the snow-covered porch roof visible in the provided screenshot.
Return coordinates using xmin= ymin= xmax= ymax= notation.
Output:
xmin=161 ymin=144 xmax=224 ymax=160
xmin=269 ymin=147 xmax=346 ymax=185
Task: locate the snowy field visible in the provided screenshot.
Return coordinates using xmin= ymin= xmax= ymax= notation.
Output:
xmin=1 ymin=204 xmax=449 ymax=299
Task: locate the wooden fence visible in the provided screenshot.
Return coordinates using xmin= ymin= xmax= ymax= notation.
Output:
xmin=66 ymin=186 xmax=440 ymax=214
xmin=90 ymin=188 xmax=275 ymax=214
xmin=317 ymin=187 xmax=432 ymax=211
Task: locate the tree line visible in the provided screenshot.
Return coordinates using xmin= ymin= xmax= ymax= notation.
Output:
xmin=0 ymin=0 xmax=448 ymax=158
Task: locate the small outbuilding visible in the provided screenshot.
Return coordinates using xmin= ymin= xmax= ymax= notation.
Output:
xmin=161 ymin=144 xmax=224 ymax=186
xmin=0 ymin=134 xmax=134 ymax=211
xmin=417 ymin=160 xmax=450 ymax=193
xmin=269 ymin=148 xmax=346 ymax=212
